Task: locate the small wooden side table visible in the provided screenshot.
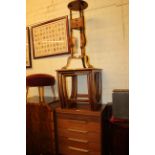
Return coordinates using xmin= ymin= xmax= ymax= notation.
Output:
xmin=57 ymin=68 xmax=102 ymax=110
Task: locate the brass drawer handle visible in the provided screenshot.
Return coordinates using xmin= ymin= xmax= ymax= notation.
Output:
xmin=68 ymin=138 xmax=88 ymax=143
xmin=70 ymin=120 xmax=87 ymax=124
xmin=68 ymin=146 xmax=89 ymax=153
xmin=67 ymin=128 xmax=88 ymax=133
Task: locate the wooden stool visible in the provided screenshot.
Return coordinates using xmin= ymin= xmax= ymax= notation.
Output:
xmin=26 ymin=73 xmax=58 ymax=103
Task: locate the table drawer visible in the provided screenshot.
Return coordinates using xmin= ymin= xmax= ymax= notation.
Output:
xmin=58 ymin=128 xmax=100 ymax=143
xmin=59 ymin=144 xmax=101 ymax=155
xmin=58 ymin=136 xmax=101 ymax=152
xmin=57 ymin=118 xmax=101 ymax=133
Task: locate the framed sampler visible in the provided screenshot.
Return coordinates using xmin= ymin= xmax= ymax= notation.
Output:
xmin=31 ymin=16 xmax=70 ymax=59
xmin=26 ymin=27 xmax=32 ymax=68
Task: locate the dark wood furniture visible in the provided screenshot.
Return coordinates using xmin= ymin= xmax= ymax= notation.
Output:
xmin=55 ymin=104 xmax=106 ymax=155
xmin=108 ymin=117 xmax=129 ymax=155
xmin=26 ymin=97 xmax=59 ymax=155
xmin=57 ymin=68 xmax=102 ymax=110
xmin=104 ymin=102 xmax=129 ymax=155
xmin=26 ymin=73 xmax=58 ymax=103
xmin=109 ymin=89 xmax=129 ymax=155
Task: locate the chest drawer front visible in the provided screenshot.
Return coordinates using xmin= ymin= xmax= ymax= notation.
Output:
xmin=59 ymin=136 xmax=101 ymax=152
xmin=57 ymin=118 xmax=101 ymax=133
xmin=59 ymin=144 xmax=101 ymax=155
xmin=58 ymin=128 xmax=100 ymax=143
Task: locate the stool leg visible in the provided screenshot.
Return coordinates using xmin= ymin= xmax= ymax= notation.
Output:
xmin=51 ymin=86 xmax=56 ymax=98
xmin=38 ymin=87 xmax=44 ymax=103
xmin=26 ymin=86 xmax=29 ymax=100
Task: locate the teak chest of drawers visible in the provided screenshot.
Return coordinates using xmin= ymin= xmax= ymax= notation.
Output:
xmin=56 ymin=105 xmax=106 ymax=155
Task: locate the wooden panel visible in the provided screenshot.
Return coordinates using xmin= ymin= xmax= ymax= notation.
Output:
xmin=26 ymin=103 xmax=57 ymax=155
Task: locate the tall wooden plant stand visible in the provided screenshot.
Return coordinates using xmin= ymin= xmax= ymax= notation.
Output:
xmin=63 ymin=0 xmax=93 ymax=69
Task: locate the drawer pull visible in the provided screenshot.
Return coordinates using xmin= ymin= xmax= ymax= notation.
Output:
xmin=70 ymin=120 xmax=87 ymax=124
xmin=68 ymin=138 xmax=88 ymax=143
xmin=67 ymin=128 xmax=88 ymax=133
xmin=68 ymin=146 xmax=89 ymax=153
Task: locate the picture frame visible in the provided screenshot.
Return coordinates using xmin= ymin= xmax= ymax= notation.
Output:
xmin=31 ymin=16 xmax=70 ymax=59
xmin=26 ymin=27 xmax=32 ymax=68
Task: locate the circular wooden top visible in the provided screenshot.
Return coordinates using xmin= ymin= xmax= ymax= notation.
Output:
xmin=68 ymin=0 xmax=88 ymax=11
